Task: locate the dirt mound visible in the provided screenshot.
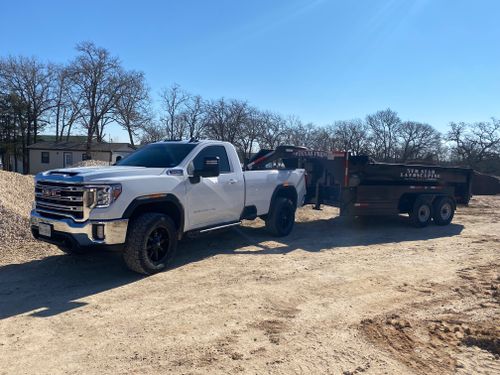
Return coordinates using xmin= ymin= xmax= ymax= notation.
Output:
xmin=473 ymin=171 xmax=500 ymax=195
xmin=72 ymin=159 xmax=110 ymax=167
xmin=0 ymin=170 xmax=35 ymax=217
xmin=361 ymin=263 xmax=500 ymax=374
xmin=0 ymin=170 xmax=57 ymax=262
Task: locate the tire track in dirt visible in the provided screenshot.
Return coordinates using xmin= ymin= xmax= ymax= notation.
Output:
xmin=360 ymin=263 xmax=500 ymax=374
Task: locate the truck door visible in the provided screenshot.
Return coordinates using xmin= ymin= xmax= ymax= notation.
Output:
xmin=186 ymin=145 xmax=244 ymax=229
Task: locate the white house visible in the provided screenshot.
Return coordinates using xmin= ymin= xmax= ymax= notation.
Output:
xmin=27 ymin=141 xmax=136 ymax=174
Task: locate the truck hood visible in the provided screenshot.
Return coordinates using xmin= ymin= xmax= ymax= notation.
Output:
xmin=36 ymin=166 xmax=167 ymax=184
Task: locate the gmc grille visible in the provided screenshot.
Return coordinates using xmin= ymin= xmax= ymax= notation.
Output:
xmin=35 ymin=181 xmax=89 ymax=221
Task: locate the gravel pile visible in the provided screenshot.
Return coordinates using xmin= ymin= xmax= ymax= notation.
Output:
xmin=72 ymin=160 xmax=110 ymax=167
xmin=0 ymin=170 xmax=57 ymax=264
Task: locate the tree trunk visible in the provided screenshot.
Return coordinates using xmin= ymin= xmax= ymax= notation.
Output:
xmin=85 ymin=114 xmax=95 ymax=159
xmin=127 ymin=124 xmax=135 ymax=146
xmin=33 ymin=117 xmax=38 ymax=144
xmin=55 ymin=104 xmax=61 ymax=142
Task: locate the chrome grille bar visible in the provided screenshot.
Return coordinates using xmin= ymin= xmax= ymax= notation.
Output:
xmin=35 ymin=193 xmax=84 ymax=202
xmin=36 ymin=201 xmax=84 ymax=212
xmin=35 ymin=183 xmax=85 ymax=192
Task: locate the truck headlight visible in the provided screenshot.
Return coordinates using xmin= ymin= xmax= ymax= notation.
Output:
xmin=86 ymin=184 xmax=122 ymax=208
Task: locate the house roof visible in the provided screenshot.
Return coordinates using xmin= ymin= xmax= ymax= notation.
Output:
xmin=27 ymin=141 xmax=136 ymax=153
xmin=36 ymin=135 xmax=88 ymax=143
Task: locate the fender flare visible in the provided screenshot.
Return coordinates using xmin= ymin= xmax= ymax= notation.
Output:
xmin=122 ymin=193 xmax=185 ymax=234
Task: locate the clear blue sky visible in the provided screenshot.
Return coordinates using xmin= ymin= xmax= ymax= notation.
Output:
xmin=1 ymin=0 xmax=499 ymax=141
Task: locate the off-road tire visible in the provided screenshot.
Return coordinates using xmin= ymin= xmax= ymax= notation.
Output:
xmin=265 ymin=197 xmax=296 ymax=237
xmin=409 ymin=197 xmax=433 ymax=228
xmin=433 ymin=196 xmax=455 ymax=226
xmin=123 ymin=213 xmax=178 ymax=275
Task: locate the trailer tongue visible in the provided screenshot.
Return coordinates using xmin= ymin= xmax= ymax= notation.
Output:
xmin=247 ymin=146 xmax=473 ymax=227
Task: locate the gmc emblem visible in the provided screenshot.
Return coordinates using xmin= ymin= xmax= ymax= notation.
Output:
xmin=42 ymin=188 xmax=61 ymax=198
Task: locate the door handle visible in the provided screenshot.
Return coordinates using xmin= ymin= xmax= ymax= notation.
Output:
xmin=228 ymin=179 xmax=238 ymax=184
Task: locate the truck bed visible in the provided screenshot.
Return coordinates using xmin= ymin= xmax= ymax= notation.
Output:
xmin=243 ymin=169 xmax=306 ymax=215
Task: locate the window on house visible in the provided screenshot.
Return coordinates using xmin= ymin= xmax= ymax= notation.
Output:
xmin=41 ymin=152 xmax=50 ymax=164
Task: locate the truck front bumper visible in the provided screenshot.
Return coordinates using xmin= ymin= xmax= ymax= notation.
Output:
xmin=30 ymin=210 xmax=128 ymax=247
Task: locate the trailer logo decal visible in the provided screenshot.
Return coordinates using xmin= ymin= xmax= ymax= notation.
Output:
xmin=400 ymin=168 xmax=440 ymax=180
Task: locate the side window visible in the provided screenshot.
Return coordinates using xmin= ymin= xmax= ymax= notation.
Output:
xmin=41 ymin=152 xmax=50 ymax=164
xmin=193 ymin=146 xmax=231 ymax=173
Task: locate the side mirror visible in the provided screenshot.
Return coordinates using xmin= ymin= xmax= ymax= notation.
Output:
xmin=193 ymin=156 xmax=220 ymax=178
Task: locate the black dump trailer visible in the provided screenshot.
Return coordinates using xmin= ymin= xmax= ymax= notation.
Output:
xmin=247 ymin=146 xmax=473 ymax=227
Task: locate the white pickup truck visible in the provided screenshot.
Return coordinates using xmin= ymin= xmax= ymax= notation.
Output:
xmin=30 ymin=140 xmax=306 ymax=274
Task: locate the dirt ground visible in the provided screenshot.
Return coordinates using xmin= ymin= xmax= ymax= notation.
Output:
xmin=0 ymin=177 xmax=498 ymax=374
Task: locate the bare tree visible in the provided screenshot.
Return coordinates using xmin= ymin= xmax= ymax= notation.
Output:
xmin=0 ymin=56 xmax=56 ymax=171
xmin=309 ymin=126 xmax=333 ymax=151
xmin=447 ymin=120 xmax=500 ymax=168
xmin=52 ymin=66 xmax=82 ymax=141
xmin=366 ymin=108 xmax=401 ymax=161
xmin=330 ymin=119 xmax=370 ymax=154
xmin=398 ymin=121 xmax=441 ymax=162
xmin=237 ymin=106 xmax=265 ymax=161
xmin=67 ymin=42 xmax=125 ymax=157
xmin=205 ymin=98 xmax=248 ymax=145
xmin=179 ymin=94 xmax=206 ymax=139
xmin=0 ymin=93 xmax=29 ymax=171
xmin=256 ymin=111 xmax=287 ymax=149
xmin=138 ymin=122 xmax=167 ymax=144
xmin=114 ymin=71 xmax=151 ymax=146
xmin=283 ymin=116 xmax=317 ymax=148
xmin=159 ymin=83 xmax=189 ymax=139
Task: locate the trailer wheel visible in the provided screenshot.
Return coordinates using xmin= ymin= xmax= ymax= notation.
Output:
xmin=433 ymin=196 xmax=455 ymax=226
xmin=409 ymin=197 xmax=432 ymax=227
xmin=123 ymin=213 xmax=178 ymax=275
xmin=265 ymin=197 xmax=295 ymax=237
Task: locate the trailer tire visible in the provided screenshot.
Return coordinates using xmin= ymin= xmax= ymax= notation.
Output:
xmin=123 ymin=213 xmax=178 ymax=275
xmin=265 ymin=197 xmax=295 ymax=237
xmin=433 ymin=196 xmax=455 ymax=226
xmin=409 ymin=197 xmax=433 ymax=228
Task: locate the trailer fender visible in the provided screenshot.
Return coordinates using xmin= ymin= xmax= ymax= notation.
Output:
xmin=398 ymin=193 xmax=440 ymax=213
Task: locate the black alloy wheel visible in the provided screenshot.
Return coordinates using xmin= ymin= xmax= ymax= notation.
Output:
xmin=145 ymin=227 xmax=170 ymax=266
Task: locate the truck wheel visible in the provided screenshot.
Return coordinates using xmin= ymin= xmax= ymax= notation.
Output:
xmin=433 ymin=196 xmax=455 ymax=226
xmin=123 ymin=213 xmax=178 ymax=275
xmin=409 ymin=197 xmax=432 ymax=228
xmin=265 ymin=197 xmax=295 ymax=237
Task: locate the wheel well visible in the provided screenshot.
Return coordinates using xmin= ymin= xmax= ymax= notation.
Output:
xmin=398 ymin=193 xmax=418 ymax=213
xmin=272 ymin=186 xmax=298 ymax=208
xmin=126 ymin=199 xmax=183 ymax=232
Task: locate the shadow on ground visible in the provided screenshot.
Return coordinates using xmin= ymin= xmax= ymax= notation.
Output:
xmin=174 ymin=215 xmax=464 ymax=264
xmin=0 ymin=215 xmax=463 ymax=320
xmin=0 ymin=252 xmax=142 ymax=319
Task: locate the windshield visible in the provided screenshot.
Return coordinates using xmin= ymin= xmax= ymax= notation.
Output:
xmin=117 ymin=143 xmax=197 ymax=168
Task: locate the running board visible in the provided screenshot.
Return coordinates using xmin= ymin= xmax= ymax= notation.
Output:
xmin=199 ymin=221 xmax=241 ymax=233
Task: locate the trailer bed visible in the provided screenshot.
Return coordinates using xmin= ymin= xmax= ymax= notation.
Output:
xmin=247 ymin=146 xmax=473 ymax=227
